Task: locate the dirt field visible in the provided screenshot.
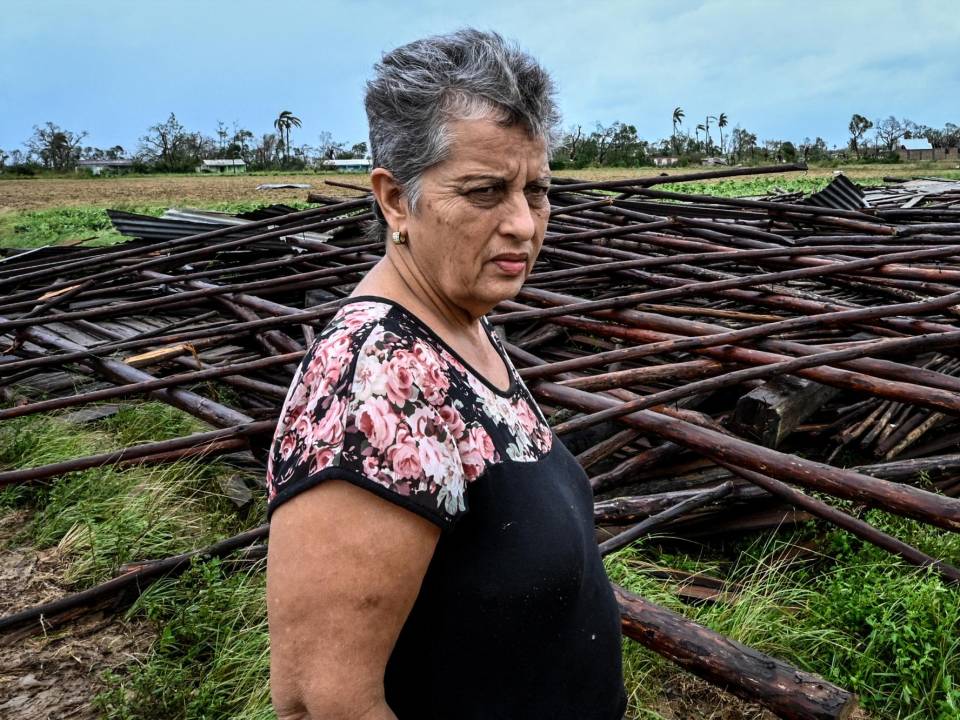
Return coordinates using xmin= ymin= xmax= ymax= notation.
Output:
xmin=2 ymin=162 xmax=957 ymax=212
xmin=0 ymin=173 xmax=367 ymax=212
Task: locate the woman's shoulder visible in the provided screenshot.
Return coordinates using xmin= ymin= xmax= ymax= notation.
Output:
xmin=268 ymin=298 xmax=479 ymax=525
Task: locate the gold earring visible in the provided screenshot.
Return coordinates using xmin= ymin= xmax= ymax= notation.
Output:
xmin=391 ymin=230 xmax=407 ymax=245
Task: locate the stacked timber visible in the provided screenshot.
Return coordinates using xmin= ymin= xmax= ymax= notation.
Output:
xmin=4 ymin=166 xmax=960 ymax=718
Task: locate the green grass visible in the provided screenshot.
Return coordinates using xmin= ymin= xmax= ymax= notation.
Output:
xmin=0 ymin=200 xmax=312 ymax=249
xmin=606 ymin=518 xmax=960 ymax=720
xmin=95 ymin=559 xmax=274 ymax=720
xmin=0 ymin=401 xmax=272 ymax=718
xmin=0 ymin=206 xmax=132 ymax=248
xmin=0 ymin=403 xmax=262 ymax=584
xmin=659 ymin=176 xmax=832 ymax=197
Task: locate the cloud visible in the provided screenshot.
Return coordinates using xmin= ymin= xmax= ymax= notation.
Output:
xmin=1 ymin=0 xmax=957 ymax=151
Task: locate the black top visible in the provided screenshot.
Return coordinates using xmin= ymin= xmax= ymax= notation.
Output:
xmin=267 ymin=297 xmax=626 ymax=720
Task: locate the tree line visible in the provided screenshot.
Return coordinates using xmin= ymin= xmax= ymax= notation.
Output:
xmin=555 ymin=110 xmax=959 ymax=169
xmin=2 ymin=109 xmax=958 ymax=175
xmin=0 ymin=110 xmax=368 ymax=174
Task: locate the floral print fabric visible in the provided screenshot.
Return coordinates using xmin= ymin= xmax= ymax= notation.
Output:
xmin=266 ymin=299 xmax=553 ymax=527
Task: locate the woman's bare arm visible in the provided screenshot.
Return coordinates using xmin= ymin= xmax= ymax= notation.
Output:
xmin=267 ymin=479 xmax=441 ymax=720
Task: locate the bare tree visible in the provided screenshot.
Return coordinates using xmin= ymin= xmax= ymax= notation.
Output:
xmin=24 ymin=122 xmax=88 ymax=170
xmin=875 ymin=116 xmax=906 ymax=152
xmin=848 ymin=114 xmax=873 ymax=158
xmin=729 ymin=126 xmax=757 ymax=162
xmin=567 ymin=124 xmax=583 ymax=161
xmin=315 ymin=131 xmax=342 ymax=161
xmin=592 ymin=122 xmax=615 ymax=165
xmin=216 ymin=120 xmax=229 ymax=153
xmin=253 ymin=133 xmax=280 ymax=168
xmin=139 ymin=113 xmax=192 ymax=170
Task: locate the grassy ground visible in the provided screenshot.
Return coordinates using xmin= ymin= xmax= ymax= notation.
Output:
xmin=3 ymin=168 xmax=960 ymax=718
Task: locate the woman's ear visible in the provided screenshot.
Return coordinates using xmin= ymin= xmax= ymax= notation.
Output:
xmin=370 ymin=168 xmax=408 ymax=231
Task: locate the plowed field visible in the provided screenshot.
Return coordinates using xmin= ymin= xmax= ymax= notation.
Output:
xmin=0 ymin=173 xmax=367 ymax=212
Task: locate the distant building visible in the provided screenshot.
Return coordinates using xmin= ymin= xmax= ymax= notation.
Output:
xmin=701 ymin=156 xmax=728 ymax=166
xmin=198 ymin=159 xmax=246 ymax=174
xmin=76 ymin=158 xmax=134 ymax=175
xmin=320 ymin=157 xmax=372 ymax=173
xmin=653 ymin=156 xmax=679 ymax=167
xmin=898 ymin=139 xmax=956 ymax=162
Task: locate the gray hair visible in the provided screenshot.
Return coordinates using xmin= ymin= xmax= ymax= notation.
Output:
xmin=364 ymin=29 xmax=560 ymax=235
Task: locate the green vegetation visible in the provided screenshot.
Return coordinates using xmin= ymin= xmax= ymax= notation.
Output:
xmin=95 ymin=560 xmax=272 ymax=720
xmin=659 ymin=176 xmax=832 ymax=197
xmin=607 ymin=517 xmax=960 ymax=720
xmin=0 ymin=404 xmax=271 ymax=719
xmin=0 ymin=201 xmax=311 ymax=249
xmin=0 ymin=206 xmax=131 ymax=248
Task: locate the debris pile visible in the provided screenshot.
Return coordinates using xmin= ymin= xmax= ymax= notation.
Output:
xmin=4 ymin=165 xmax=960 ymax=718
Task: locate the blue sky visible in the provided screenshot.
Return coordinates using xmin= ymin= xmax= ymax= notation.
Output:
xmin=2 ymin=0 xmax=957 ymax=154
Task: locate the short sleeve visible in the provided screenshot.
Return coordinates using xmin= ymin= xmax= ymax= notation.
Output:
xmin=266 ymin=308 xmax=478 ymax=530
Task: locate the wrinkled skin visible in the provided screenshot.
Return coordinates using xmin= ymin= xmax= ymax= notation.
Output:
xmin=360 ymin=117 xmax=551 ymax=388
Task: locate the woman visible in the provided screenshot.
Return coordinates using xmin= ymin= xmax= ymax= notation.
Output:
xmin=266 ymin=29 xmax=627 ymax=720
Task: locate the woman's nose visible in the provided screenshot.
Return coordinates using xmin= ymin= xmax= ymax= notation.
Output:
xmin=499 ymin=191 xmax=538 ymax=242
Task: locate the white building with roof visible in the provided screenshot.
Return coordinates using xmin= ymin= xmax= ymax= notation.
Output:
xmin=319 ymin=157 xmax=372 ymax=173
xmin=77 ymin=158 xmax=135 ymax=175
xmin=198 ymin=158 xmax=246 ymax=174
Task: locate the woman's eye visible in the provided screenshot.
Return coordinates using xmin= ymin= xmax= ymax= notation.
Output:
xmin=466 ymin=186 xmax=502 ymax=204
xmin=526 ymin=185 xmax=550 ymax=205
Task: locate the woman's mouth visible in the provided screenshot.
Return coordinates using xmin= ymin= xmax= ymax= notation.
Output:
xmin=491 ymin=254 xmax=528 ymax=276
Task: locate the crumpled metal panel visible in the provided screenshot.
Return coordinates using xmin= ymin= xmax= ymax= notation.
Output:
xmin=801 ymin=174 xmax=867 ymax=210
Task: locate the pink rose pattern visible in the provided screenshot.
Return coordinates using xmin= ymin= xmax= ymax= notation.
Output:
xmin=266 ymin=300 xmax=553 ymax=525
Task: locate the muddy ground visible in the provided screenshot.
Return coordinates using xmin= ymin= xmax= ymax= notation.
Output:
xmin=0 ymin=511 xmax=152 ymax=720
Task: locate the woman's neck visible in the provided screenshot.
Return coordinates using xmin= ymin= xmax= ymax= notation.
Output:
xmin=356 ymin=255 xmax=483 ymax=339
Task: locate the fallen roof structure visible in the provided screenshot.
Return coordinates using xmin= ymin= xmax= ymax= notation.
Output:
xmin=5 ymin=166 xmax=960 ymax=717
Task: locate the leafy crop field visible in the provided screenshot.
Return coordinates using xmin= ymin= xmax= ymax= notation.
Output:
xmin=3 ymin=167 xmax=960 ymax=719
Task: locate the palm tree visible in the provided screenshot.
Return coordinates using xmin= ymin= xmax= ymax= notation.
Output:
xmin=695 ymin=123 xmax=706 ymax=148
xmin=717 ymin=113 xmax=728 ymax=154
xmin=273 ymin=110 xmax=302 ymax=163
xmin=671 ymin=107 xmax=684 ymax=153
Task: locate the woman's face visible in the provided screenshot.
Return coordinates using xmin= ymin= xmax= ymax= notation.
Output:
xmin=402 ymin=118 xmax=550 ymax=318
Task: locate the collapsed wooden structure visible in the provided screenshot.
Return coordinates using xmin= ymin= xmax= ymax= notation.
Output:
xmin=4 ymin=165 xmax=960 ymax=718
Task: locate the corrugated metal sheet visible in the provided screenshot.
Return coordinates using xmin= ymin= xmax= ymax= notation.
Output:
xmin=106 ymin=207 xmax=331 ymax=248
xmin=107 ymin=210 xmax=240 ymax=242
xmin=801 ymin=174 xmax=867 ymax=211
xmin=236 ymin=204 xmax=303 ymax=221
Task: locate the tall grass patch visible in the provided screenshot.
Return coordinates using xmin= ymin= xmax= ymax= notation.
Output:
xmin=0 ymin=403 xmax=261 ymax=583
xmin=96 ymin=559 xmax=274 ymax=720
xmin=1 ymin=400 xmax=271 ymax=718
xmin=606 ymin=521 xmax=960 ymax=720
